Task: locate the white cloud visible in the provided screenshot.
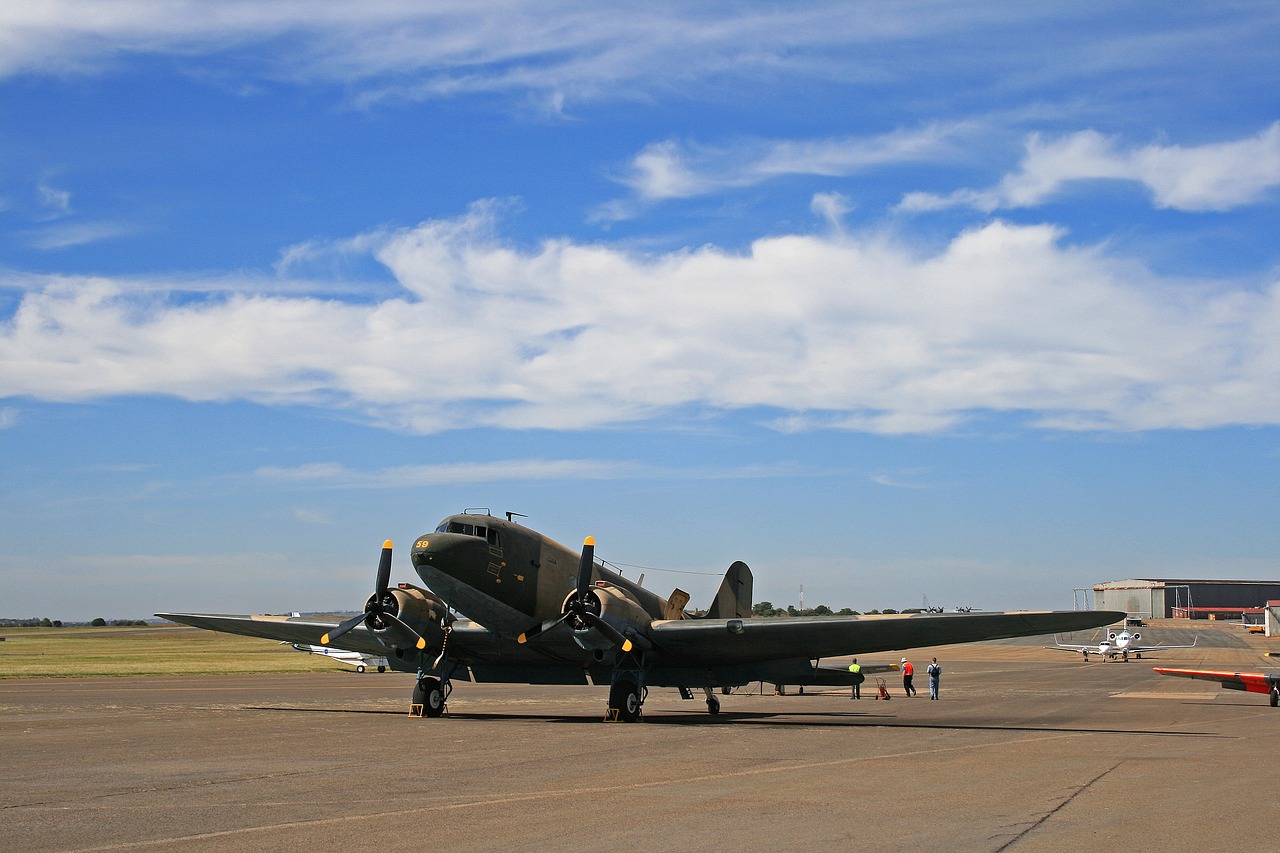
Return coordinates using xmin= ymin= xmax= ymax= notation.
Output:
xmin=901 ymin=123 xmax=1280 ymax=213
xmin=253 ymin=459 xmax=813 ymax=489
xmin=25 ymin=221 xmax=140 ymax=250
xmin=0 ymin=406 xmax=17 ymax=428
xmin=606 ymin=125 xmax=965 ymax=211
xmin=3 ymin=204 xmax=1279 ymax=435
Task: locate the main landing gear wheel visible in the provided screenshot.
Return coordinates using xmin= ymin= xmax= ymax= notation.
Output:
xmin=377 ymin=665 xmax=386 ymax=673
xmin=414 ymin=676 xmax=446 ymax=717
xmin=609 ymin=679 xmax=643 ymax=722
xmin=706 ymin=695 xmax=721 ymax=715
xmin=1271 ymin=686 xmax=1278 ymax=708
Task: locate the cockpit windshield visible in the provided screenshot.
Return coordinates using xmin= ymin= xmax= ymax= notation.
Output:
xmin=434 ymin=519 xmax=502 ymax=548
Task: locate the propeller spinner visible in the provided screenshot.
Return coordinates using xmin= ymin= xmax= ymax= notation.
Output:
xmin=320 ymin=540 xmax=428 ymax=652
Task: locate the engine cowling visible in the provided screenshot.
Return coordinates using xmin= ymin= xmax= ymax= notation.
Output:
xmin=562 ymin=583 xmax=650 ymax=651
xmin=363 ymin=583 xmax=451 ymax=656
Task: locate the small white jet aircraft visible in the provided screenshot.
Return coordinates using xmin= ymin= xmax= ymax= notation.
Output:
xmin=289 ymin=643 xmax=389 ymax=673
xmin=1051 ymin=628 xmax=1196 ymax=661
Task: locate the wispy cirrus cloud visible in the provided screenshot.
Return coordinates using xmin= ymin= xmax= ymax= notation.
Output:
xmin=4 ymin=2 xmax=1272 ymax=119
xmin=4 ymin=202 xmax=1280 ymax=436
xmin=597 ymin=124 xmax=969 ymax=219
xmin=253 ymin=459 xmax=815 ymax=489
xmin=24 ymin=221 xmax=142 ymax=250
xmin=900 ymin=123 xmax=1280 ymax=213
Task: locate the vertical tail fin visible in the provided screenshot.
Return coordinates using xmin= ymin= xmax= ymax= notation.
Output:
xmin=705 ymin=561 xmax=753 ymax=619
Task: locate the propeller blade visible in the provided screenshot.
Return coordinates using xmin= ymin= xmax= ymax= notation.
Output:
xmin=379 ymin=611 xmax=428 ymax=652
xmin=320 ymin=611 xmax=366 ymax=646
xmin=518 ymin=612 xmax=569 ymax=645
xmin=374 ymin=539 xmax=394 ymax=597
xmin=320 ymin=539 xmax=396 ymax=645
xmin=581 ymin=611 xmax=634 ymax=653
xmin=575 ymin=536 xmax=595 ymax=599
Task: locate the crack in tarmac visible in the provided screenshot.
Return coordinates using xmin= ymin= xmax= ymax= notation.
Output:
xmin=991 ymin=763 xmax=1118 ymax=851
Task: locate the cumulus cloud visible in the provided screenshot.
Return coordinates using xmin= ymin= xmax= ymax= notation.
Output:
xmin=901 ymin=123 xmax=1280 ymax=213
xmin=3 ymin=203 xmax=1279 ymax=434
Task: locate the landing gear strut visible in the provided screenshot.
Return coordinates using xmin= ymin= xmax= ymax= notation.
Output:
xmin=703 ymin=686 xmax=721 ymax=715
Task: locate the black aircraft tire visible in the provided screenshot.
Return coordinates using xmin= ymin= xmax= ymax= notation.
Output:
xmin=1271 ymin=686 xmax=1278 ymax=708
xmin=707 ymin=696 xmax=721 ymax=715
xmin=414 ymin=676 xmax=446 ymax=718
xmin=356 ymin=665 xmax=365 ymax=673
xmin=377 ymin=665 xmax=386 ymax=673
xmin=609 ymin=680 xmax=642 ymax=723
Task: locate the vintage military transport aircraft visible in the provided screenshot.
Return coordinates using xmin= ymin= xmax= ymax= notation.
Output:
xmin=160 ymin=509 xmax=1122 ymax=722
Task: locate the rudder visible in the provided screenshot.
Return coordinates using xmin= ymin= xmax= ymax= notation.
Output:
xmin=705 ymin=560 xmax=753 ymax=619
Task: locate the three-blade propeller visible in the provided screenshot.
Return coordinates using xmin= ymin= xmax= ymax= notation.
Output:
xmin=518 ymin=537 xmax=633 ymax=652
xmin=319 ymin=540 xmax=428 ymax=652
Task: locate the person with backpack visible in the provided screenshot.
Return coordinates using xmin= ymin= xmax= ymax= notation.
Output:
xmin=927 ymin=657 xmax=942 ymax=699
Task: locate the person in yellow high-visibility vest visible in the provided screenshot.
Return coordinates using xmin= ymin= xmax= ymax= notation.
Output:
xmin=848 ymin=658 xmax=863 ymax=699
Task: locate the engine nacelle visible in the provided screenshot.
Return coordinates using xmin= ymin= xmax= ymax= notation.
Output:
xmin=363 ymin=583 xmax=452 ymax=655
xmin=1131 ymin=632 xmax=1141 ymax=642
xmin=562 ymin=583 xmax=650 ymax=651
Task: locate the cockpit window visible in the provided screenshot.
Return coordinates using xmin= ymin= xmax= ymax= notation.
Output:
xmin=439 ymin=520 xmax=500 ymax=547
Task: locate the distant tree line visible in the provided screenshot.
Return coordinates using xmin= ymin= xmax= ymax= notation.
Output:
xmin=0 ymin=618 xmax=149 ymax=627
xmin=752 ymin=601 xmax=943 ymax=617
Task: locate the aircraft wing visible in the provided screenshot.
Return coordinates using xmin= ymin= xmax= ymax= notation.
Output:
xmin=159 ymin=612 xmax=398 ymax=659
xmin=1153 ymin=667 xmax=1280 ymax=696
xmin=644 ymin=609 xmax=1124 ymax=667
xmin=1128 ymin=637 xmax=1198 ymax=653
xmin=1047 ymin=642 xmax=1099 ymax=653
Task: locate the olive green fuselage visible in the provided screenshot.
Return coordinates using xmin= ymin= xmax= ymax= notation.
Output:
xmin=410 ymin=512 xmax=667 ymax=638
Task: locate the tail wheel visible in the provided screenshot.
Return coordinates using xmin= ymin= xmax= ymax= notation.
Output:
xmin=609 ymin=679 xmax=643 ymax=722
xmin=414 ymin=676 xmax=446 ymax=718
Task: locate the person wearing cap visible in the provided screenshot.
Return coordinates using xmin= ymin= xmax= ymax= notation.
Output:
xmin=900 ymin=657 xmax=916 ymax=697
xmin=926 ymin=657 xmax=941 ymax=699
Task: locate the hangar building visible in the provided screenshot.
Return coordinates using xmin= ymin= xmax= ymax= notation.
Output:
xmin=1093 ymin=578 xmax=1280 ymax=620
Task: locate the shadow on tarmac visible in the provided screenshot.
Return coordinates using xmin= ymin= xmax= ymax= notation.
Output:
xmin=244 ymin=705 xmax=1227 ymax=737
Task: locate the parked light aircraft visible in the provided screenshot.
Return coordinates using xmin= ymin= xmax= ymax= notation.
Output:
xmin=160 ymin=510 xmax=1122 ymax=722
xmin=289 ymin=643 xmax=389 ymax=673
xmin=1050 ymin=628 xmax=1196 ymax=661
xmin=1154 ymin=666 xmax=1280 ymax=707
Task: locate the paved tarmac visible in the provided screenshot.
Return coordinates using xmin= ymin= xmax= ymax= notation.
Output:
xmin=2 ymin=623 xmax=1276 ymax=852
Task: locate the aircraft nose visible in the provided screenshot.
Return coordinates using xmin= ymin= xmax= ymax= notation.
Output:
xmin=411 ymin=532 xmax=488 ymax=579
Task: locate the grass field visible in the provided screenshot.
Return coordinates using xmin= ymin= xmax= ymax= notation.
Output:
xmin=0 ymin=624 xmax=341 ymax=678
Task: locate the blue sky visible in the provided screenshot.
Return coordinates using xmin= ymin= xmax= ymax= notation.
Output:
xmin=3 ymin=3 xmax=1279 ymax=621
